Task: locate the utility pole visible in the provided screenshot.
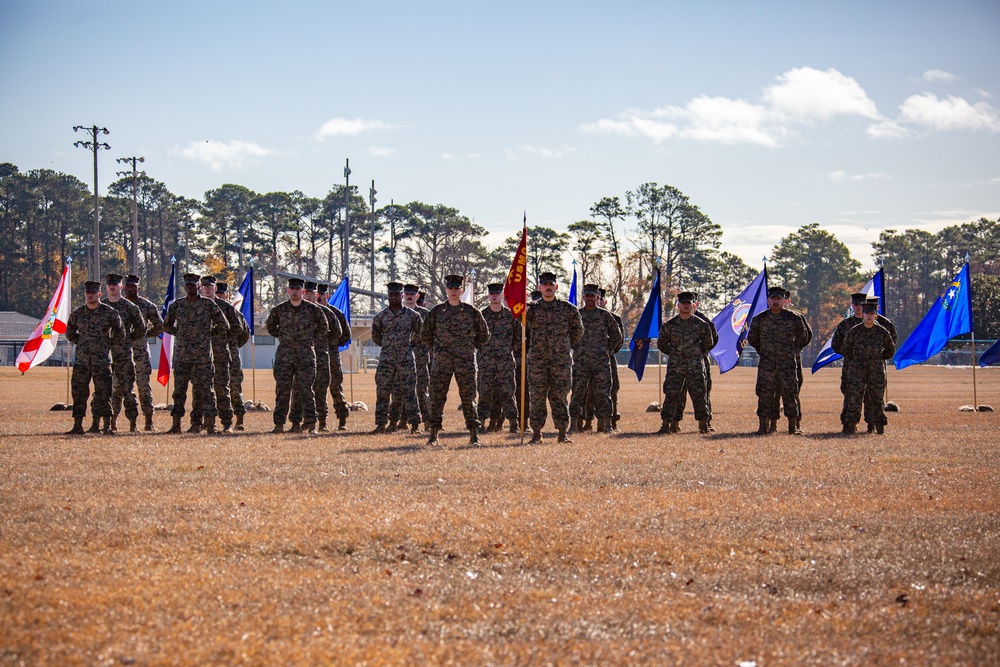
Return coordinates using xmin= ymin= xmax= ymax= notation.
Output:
xmin=116 ymin=155 xmax=145 ymax=274
xmin=369 ymin=179 xmax=377 ymax=312
xmin=73 ymin=125 xmax=110 ymax=279
xmin=343 ymin=158 xmax=351 ymax=279
xmin=389 ymin=199 xmax=397 ymax=282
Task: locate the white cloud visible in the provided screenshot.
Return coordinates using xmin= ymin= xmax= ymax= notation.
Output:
xmin=178 ymin=139 xmax=272 ymax=170
xmin=676 ymin=95 xmax=778 ymax=146
xmin=581 ymin=66 xmax=880 ymax=147
xmin=922 ymin=69 xmax=956 ymax=83
xmin=314 ymin=117 xmax=396 ymax=141
xmin=368 ymin=146 xmax=395 ymax=157
xmin=866 ymin=118 xmax=911 ymax=139
xmin=504 ymin=144 xmax=574 ymax=160
xmin=898 ymin=93 xmax=1000 ymax=132
xmin=763 ymin=67 xmax=880 ymax=121
xmin=975 ymin=88 xmax=992 ymax=99
xmin=829 ymin=170 xmax=891 ymax=183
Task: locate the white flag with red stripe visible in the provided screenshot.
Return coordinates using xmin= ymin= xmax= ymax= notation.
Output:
xmin=17 ymin=261 xmax=72 ymax=373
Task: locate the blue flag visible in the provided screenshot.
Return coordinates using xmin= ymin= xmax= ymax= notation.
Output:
xmin=710 ymin=268 xmax=768 ymax=373
xmin=812 ymin=268 xmax=884 ymax=373
xmin=894 ymin=263 xmax=973 ymax=370
xmin=980 ymin=338 xmax=1000 ymax=367
xmin=568 ymin=263 xmax=578 ymax=307
xmin=627 ymin=269 xmax=661 ymax=381
xmin=328 ymin=275 xmax=352 ymax=352
xmin=236 ymin=267 xmax=254 ymax=336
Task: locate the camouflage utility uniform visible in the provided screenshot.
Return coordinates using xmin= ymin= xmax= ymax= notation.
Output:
xmin=266 ymin=300 xmax=328 ymax=428
xmin=832 ymin=313 xmax=897 ymax=425
xmin=769 ymin=307 xmax=812 ymax=424
xmin=126 ymin=295 xmax=163 ymax=419
xmin=422 ymin=302 xmax=490 ymax=431
xmin=163 ymin=296 xmax=229 ymax=422
xmin=371 ymin=305 xmax=422 ymax=428
xmin=477 ymin=305 xmax=521 ymax=428
xmin=66 ymin=303 xmax=125 ymax=421
xmin=191 ymin=296 xmax=243 ymax=427
xmin=570 ymin=306 xmax=623 ymax=428
xmin=228 ymin=309 xmax=251 ymax=417
xmin=291 ymin=301 xmax=342 ymax=427
xmin=747 ymin=309 xmax=809 ymax=427
xmin=672 ymin=310 xmax=719 ymax=424
xmin=103 ymin=296 xmax=146 ymax=424
xmin=658 ymin=314 xmax=716 ymax=429
xmin=525 ymin=298 xmax=584 ymax=433
xmin=841 ymin=322 xmax=896 ymax=431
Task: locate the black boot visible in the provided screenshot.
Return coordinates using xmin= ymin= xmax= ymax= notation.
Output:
xmin=87 ymin=417 xmax=101 ymax=433
xmin=756 ymin=417 xmax=769 ymax=435
xmin=66 ymin=417 xmax=85 ymax=435
xmin=842 ymin=423 xmax=857 ymax=435
xmin=167 ymin=415 xmax=182 ymax=434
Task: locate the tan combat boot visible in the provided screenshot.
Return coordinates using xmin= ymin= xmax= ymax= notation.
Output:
xmin=87 ymin=417 xmax=101 ymax=433
xmin=144 ymin=414 xmax=155 ymax=432
xmin=204 ymin=416 xmax=217 ymax=434
xmin=235 ymin=414 xmax=245 ymax=431
xmin=167 ymin=415 xmax=183 ymax=434
xmin=66 ymin=417 xmax=85 ymax=435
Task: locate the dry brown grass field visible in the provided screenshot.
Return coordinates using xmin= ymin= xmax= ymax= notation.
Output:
xmin=1 ymin=364 xmax=998 ymax=666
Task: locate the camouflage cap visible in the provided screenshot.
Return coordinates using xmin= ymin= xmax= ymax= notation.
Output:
xmin=200 ymin=275 xmax=216 ymax=286
xmin=583 ymin=283 xmax=600 ymax=296
xmin=316 ymin=283 xmax=330 ymax=294
xmin=487 ymin=283 xmax=504 ymax=294
xmin=676 ymin=291 xmax=697 ymax=302
xmin=538 ymin=272 xmax=557 ymax=285
xmin=104 ymin=273 xmax=124 ymax=285
xmin=83 ymin=280 xmax=102 ymax=292
xmin=767 ymin=286 xmax=785 ymax=298
xmin=387 ymin=281 xmax=404 ymax=293
xmin=124 ymin=274 xmax=141 ymax=285
xmin=287 ymin=278 xmax=305 ymax=289
xmin=182 ymin=273 xmax=201 ymax=285
xmin=303 ymin=281 xmax=317 ymax=291
xmin=215 ymin=281 xmax=229 ymax=293
xmin=403 ymin=283 xmax=420 ymax=294
xmin=444 ymin=275 xmax=464 ymax=289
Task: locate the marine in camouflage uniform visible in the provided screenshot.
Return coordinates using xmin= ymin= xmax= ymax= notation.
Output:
xmin=266 ymin=277 xmax=329 ymax=434
xmin=569 ymin=284 xmax=623 ymax=434
xmin=122 ymin=274 xmax=164 ymax=431
xmin=324 ymin=288 xmax=352 ymax=430
xmin=65 ymin=280 xmax=125 ymax=434
xmin=840 ymin=302 xmax=896 ymax=434
xmin=671 ymin=302 xmax=719 ymax=429
xmin=388 ymin=284 xmax=430 ymax=432
xmin=746 ymin=286 xmax=810 ymax=435
xmin=767 ymin=288 xmax=813 ymax=431
xmin=477 ymin=283 xmax=521 ymax=434
xmin=832 ymin=293 xmax=899 ymax=433
xmin=525 ymin=272 xmax=584 ymax=443
xmin=657 ymin=291 xmax=717 ymax=434
xmin=422 ymin=275 xmax=490 ymax=445
xmin=190 ymin=276 xmax=243 ymax=432
xmin=221 ymin=280 xmax=251 ymax=430
xmin=163 ymin=273 xmax=230 ymax=433
xmin=371 ymin=282 xmax=422 ymax=433
xmin=101 ymin=273 xmax=146 ymax=432
xmin=290 ymin=282 xmax=343 ymax=432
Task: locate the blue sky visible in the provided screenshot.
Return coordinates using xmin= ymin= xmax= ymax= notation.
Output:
xmin=2 ymin=0 xmax=998 ymax=272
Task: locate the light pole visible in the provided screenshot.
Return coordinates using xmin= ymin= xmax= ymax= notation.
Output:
xmin=116 ymin=155 xmax=145 ymax=275
xmin=73 ymin=125 xmax=110 ymax=279
xmin=369 ymin=179 xmax=377 ymax=312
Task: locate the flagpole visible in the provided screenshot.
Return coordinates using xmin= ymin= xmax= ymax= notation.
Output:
xmin=519 ymin=308 xmax=527 ymax=444
xmin=66 ymin=341 xmax=71 ymax=405
xmin=656 ymin=257 xmax=663 ymax=410
xmin=251 ymin=338 xmax=257 ymax=404
xmin=880 ymin=260 xmax=890 ymax=407
xmin=966 ymin=255 xmax=978 ymax=410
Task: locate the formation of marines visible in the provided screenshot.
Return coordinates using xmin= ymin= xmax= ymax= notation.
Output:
xmin=65 ymin=270 xmax=899 ymax=441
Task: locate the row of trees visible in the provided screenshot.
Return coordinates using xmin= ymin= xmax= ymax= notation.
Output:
xmin=1 ymin=161 xmax=997 ymax=358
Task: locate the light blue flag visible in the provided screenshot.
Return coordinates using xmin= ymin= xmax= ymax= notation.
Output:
xmin=236 ymin=267 xmax=254 ymax=336
xmin=812 ymin=268 xmax=884 ymax=373
xmin=328 ymin=275 xmax=352 ymax=352
xmin=627 ymin=269 xmax=661 ymax=381
xmin=568 ymin=262 xmax=578 ymax=307
xmin=894 ymin=263 xmax=973 ymax=370
xmin=710 ymin=268 xmax=768 ymax=373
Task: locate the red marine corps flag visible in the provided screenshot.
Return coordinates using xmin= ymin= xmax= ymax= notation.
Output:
xmin=504 ymin=213 xmax=528 ymax=317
